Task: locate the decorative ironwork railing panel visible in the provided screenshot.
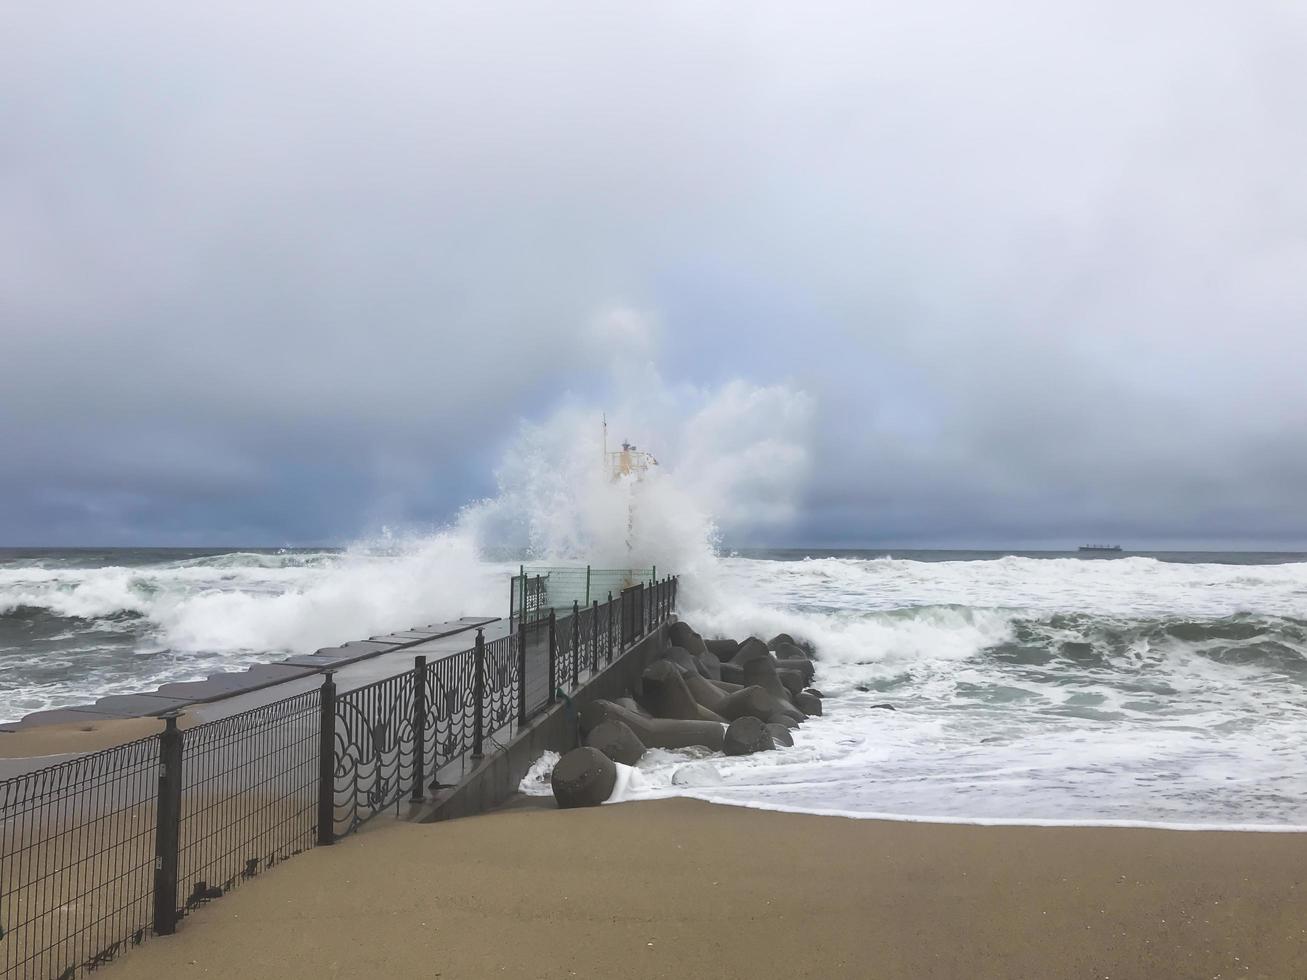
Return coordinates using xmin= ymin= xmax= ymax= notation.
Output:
xmin=331 ymin=671 xmax=417 ymax=837
xmin=422 ymin=649 xmax=477 ymax=783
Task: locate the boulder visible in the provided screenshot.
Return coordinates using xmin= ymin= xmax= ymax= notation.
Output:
xmin=765 ymin=723 xmax=795 ymax=747
xmin=724 ymin=716 xmax=775 ymax=756
xmin=584 ymin=718 xmax=646 ymax=766
xmin=704 ymin=638 xmax=740 ymax=660
xmin=639 ymin=661 xmax=724 ymax=723
xmin=551 ymin=747 xmax=617 ymax=808
xmin=794 ymin=691 xmax=823 ymax=717
xmin=578 ymin=699 xmax=726 ymax=752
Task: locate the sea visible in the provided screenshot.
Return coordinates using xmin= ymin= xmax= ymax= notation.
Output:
xmin=5 ymin=545 xmax=1307 ymax=829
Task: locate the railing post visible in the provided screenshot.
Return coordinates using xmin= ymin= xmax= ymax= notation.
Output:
xmin=473 ymin=628 xmax=486 ymax=757
xmin=152 ymin=713 xmax=182 ymax=936
xmin=547 ymin=610 xmax=557 ymax=704
xmin=571 ymin=600 xmax=580 ymax=686
xmin=317 ymin=671 xmax=336 ymax=846
xmin=591 ymin=599 xmax=600 ymax=671
xmin=410 ymin=656 xmax=427 ymax=802
xmin=517 ymin=618 xmax=528 ymax=724
xmin=607 ymin=591 xmax=614 ymax=663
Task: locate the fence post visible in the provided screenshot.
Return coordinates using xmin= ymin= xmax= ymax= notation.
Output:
xmin=317 ymin=671 xmax=336 ymax=846
xmin=607 ymin=591 xmax=614 ymax=662
xmin=410 ymin=656 xmax=427 ymax=803
xmin=591 ymin=599 xmax=600 ymax=671
xmin=517 ymin=618 xmax=528 ymax=724
xmin=151 ymin=713 xmax=182 ymax=936
xmin=547 ymin=610 xmax=557 ymax=704
xmin=571 ymin=600 xmax=580 ymax=686
xmin=473 ymin=628 xmax=486 ymax=757
xmin=585 ymin=565 xmax=591 ymax=606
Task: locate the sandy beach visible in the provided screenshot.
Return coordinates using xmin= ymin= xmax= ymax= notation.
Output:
xmin=93 ymin=797 xmax=1307 ymax=980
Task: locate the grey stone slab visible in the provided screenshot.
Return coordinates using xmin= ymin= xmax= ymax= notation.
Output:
xmin=86 ymin=693 xmax=195 ymax=717
xmin=153 ymin=664 xmax=316 ymax=703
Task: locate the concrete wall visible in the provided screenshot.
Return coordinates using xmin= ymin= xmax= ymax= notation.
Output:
xmin=415 ymin=621 xmax=672 ymax=823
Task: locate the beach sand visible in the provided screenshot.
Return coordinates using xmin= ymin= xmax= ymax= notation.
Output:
xmin=95 ymin=797 xmax=1307 ymax=980
xmin=0 ymin=715 xmax=181 ymax=759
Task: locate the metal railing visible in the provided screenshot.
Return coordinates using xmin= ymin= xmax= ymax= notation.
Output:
xmin=0 ymin=575 xmax=678 ymax=979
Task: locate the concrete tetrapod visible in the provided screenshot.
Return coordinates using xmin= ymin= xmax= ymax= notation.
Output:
xmin=667 ymin=622 xmax=712 ymax=660
xmin=765 ymin=722 xmax=795 ymax=747
xmin=579 ymin=699 xmax=726 ymax=752
xmin=664 ymin=645 xmax=709 ymax=678
xmin=683 ymin=674 xmax=778 ymax=723
xmin=774 ymin=658 xmax=816 ymax=685
xmin=583 ymin=718 xmax=647 ymax=766
xmin=724 ymin=716 xmax=775 ymax=756
xmin=703 ymin=638 xmax=739 ymax=660
xmin=794 ymin=691 xmax=823 ymax=716
xmin=767 ymin=633 xmax=797 ymax=651
xmin=639 ymin=660 xmax=725 ymax=723
xmin=741 ymin=655 xmax=797 ymax=706
xmin=551 ymin=746 xmax=617 ymax=808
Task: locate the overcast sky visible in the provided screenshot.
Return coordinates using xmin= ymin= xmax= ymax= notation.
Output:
xmin=3 ymin=1 xmax=1305 ymax=550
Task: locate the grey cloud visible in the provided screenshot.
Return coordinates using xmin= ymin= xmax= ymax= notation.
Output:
xmin=2 ymin=1 xmax=1305 ymax=547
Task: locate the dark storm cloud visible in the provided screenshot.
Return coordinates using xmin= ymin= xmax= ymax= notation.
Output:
xmin=2 ymin=1 xmax=1304 ymax=547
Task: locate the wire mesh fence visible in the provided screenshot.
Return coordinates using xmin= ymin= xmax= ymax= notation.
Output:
xmin=510 ymin=566 xmax=655 ymax=624
xmin=0 ymin=735 xmax=159 ymax=979
xmin=1 ymin=575 xmax=678 ymax=980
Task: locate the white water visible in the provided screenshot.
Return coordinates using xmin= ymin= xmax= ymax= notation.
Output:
xmin=5 ymin=310 xmax=1306 ymax=826
xmin=517 ymin=553 xmax=1307 ymax=828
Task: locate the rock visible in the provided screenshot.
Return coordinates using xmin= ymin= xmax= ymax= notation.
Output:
xmin=578 ymin=699 xmax=726 ymax=752
xmin=704 ymin=638 xmax=739 ymax=660
xmin=794 ymin=691 xmax=823 ymax=717
xmin=584 ymin=718 xmax=646 ymax=766
xmin=765 ymin=723 xmax=794 ymax=747
xmin=672 ymin=761 xmax=724 ymax=787
xmin=724 ymin=716 xmax=775 ymax=756
xmin=774 ymin=658 xmax=816 ymax=685
xmin=551 ymin=747 xmax=617 ymax=808
xmin=639 ymin=660 xmax=724 ymax=723
xmin=767 ymin=633 xmax=796 ymax=651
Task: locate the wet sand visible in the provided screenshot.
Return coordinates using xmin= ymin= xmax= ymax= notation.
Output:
xmin=97 ymin=797 xmax=1307 ymax=980
xmin=0 ymin=715 xmax=180 ymax=760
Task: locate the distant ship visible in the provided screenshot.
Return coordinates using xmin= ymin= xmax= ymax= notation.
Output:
xmin=1078 ymin=544 xmax=1123 ymax=553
